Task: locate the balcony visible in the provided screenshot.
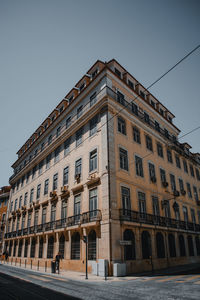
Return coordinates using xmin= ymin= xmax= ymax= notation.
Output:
xmin=4 ymin=210 xmax=102 ymax=239
xmin=119 ymin=209 xmax=200 ymax=233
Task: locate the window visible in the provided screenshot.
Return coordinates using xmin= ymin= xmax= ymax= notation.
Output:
xmin=74 ymin=194 xmax=81 ymax=220
xmin=66 ymin=116 xmax=71 ymax=129
xmin=59 ymin=105 xmax=63 ymax=113
xmin=135 ymin=155 xmax=144 ymax=177
xmin=38 ymin=160 xmax=43 ymax=175
xmin=121 ymin=187 xmax=131 ymax=211
xmin=90 ymin=92 xmax=97 ymax=107
xmin=21 ymin=215 xmax=25 ymax=230
xmin=79 ymin=82 xmax=85 ymax=92
xmin=54 ymin=146 xmax=60 ymax=163
xmin=53 ymin=173 xmax=58 ymax=190
xmin=59 ymin=235 xmax=65 ymax=259
xmin=26 ymin=171 xmax=30 ymax=183
xmin=160 ymin=168 xmax=166 ymax=184
xmin=115 ymin=68 xmax=121 ymax=78
xmin=133 ymin=127 xmax=140 ymax=144
xmin=14 ymin=199 xmax=18 ymax=211
xmin=75 ymin=158 xmax=82 ymax=176
xmin=34 ymin=210 xmax=39 ymax=226
xmin=151 ymin=100 xmax=155 ymax=108
xmin=132 ymin=103 xmax=138 ymax=115
xmin=152 ymin=196 xmax=159 ymax=216
xmin=76 ymin=127 xmax=83 ymax=147
xmin=48 ymin=135 xmax=52 ymax=145
xmin=71 ymin=232 xmax=80 ymax=260
xmin=42 ymin=207 xmax=47 ymax=224
xmin=138 ymin=192 xmax=146 ymax=214
xmin=170 ymin=174 xmax=176 ymax=192
xmin=191 ymin=208 xmax=196 ymax=224
xmin=175 ymin=155 xmax=181 ymax=168
xmin=63 ymin=167 xmax=69 ymax=185
xmin=157 ymin=143 xmax=163 ymax=158
xmin=64 ymin=137 xmax=70 ymax=155
xmin=190 ymin=164 xmax=195 ymax=177
xmin=155 ymin=121 xmax=160 ymax=132
xmin=179 ymin=178 xmax=184 ymax=192
xmin=144 ymin=112 xmax=150 ymax=124
xmin=88 ymin=230 xmax=97 ymax=260
xmin=90 ymin=115 xmax=98 ymax=136
xmin=27 ymin=212 xmax=32 ymax=228
xmin=39 ymin=238 xmax=43 ymax=258
xmin=193 ymin=186 xmax=199 ymax=202
xmin=148 ymin=163 xmax=156 ymax=182
xmin=34 ymin=149 xmax=38 ymax=157
xmin=56 ymin=126 xmax=61 ymax=137
xmin=24 ymin=192 xmax=28 ymax=206
xmin=30 ymin=188 xmax=34 ymax=203
xmin=19 ymin=196 xmax=22 ymax=209
xmin=183 ymin=206 xmax=188 ymax=222
xmin=44 ymin=179 xmax=49 ymax=195
xmin=117 ymin=117 xmax=126 ymax=135
xmin=196 ymin=168 xmax=200 ymax=181
xmin=89 ymin=188 xmax=98 ymax=214
xmin=164 ymin=200 xmax=171 ymax=218
xmin=183 ymin=160 xmax=188 ymax=173
xmin=89 ymin=149 xmax=97 ymax=172
xmin=145 ymin=135 xmax=153 ymax=151
xmin=77 ymin=105 xmax=83 ymax=118
xmin=91 ymin=69 xmax=98 ymax=78
xmin=47 ymin=236 xmax=54 ymax=259
xmin=32 ymin=165 xmax=37 ymax=179
xmin=117 ymin=91 xmax=125 ymax=105
xmin=51 ymin=204 xmax=56 ymax=222
xmin=186 ymin=182 xmax=192 ymax=198
xmin=21 ymin=176 xmax=25 ymax=187
xmin=119 ymin=148 xmax=128 ymax=171
xmin=46 ymin=153 xmax=51 ymax=169
xmin=164 ymin=129 xmax=169 ymax=139
xmin=167 ymin=149 xmax=173 ymax=163
xmin=61 ymin=200 xmax=67 ymax=220
xmin=36 ymin=184 xmax=41 ymax=199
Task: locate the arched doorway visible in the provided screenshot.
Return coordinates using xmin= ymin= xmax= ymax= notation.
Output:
xmin=142 ymin=231 xmax=151 ymax=259
xmin=156 ymin=232 xmax=165 ymax=258
xmin=47 ymin=236 xmax=54 ymax=258
xmin=179 ymin=235 xmax=186 ymax=256
xmin=168 ymin=234 xmax=176 ymax=257
xmin=71 ymin=232 xmax=80 ymax=260
xmin=123 ymin=229 xmax=136 ymax=260
xmin=88 ymin=230 xmax=96 ymax=260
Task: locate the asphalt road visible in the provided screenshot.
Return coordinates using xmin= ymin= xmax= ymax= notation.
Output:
xmin=0 ymin=271 xmax=80 ymax=300
xmin=0 ymin=264 xmax=200 ymax=300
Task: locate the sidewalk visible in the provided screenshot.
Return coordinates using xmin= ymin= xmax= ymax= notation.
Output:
xmin=1 ymin=260 xmax=200 ymax=282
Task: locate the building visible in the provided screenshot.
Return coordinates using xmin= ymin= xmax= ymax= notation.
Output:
xmin=4 ymin=59 xmax=200 ymax=275
xmin=0 ymin=186 xmax=10 ymax=254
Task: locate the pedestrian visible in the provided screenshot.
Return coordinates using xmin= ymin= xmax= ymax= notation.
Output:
xmin=55 ymin=252 xmax=62 ymax=273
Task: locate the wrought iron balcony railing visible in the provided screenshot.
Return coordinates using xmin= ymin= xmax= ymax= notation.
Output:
xmin=4 ymin=210 xmax=101 ymax=239
xmin=119 ymin=209 xmax=200 ymax=232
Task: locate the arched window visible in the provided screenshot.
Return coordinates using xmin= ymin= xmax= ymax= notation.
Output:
xmin=30 ymin=238 xmax=36 ymax=258
xmin=39 ymin=237 xmax=43 ymax=258
xmin=18 ymin=240 xmax=23 ymax=257
xmin=59 ymin=234 xmax=65 ymax=259
xmin=156 ymin=232 xmax=165 ymax=258
xmin=71 ymin=232 xmax=80 ymax=260
xmin=187 ymin=235 xmax=194 ymax=256
xmin=123 ymin=229 xmax=136 ymax=260
xmin=179 ymin=235 xmax=186 ymax=257
xmin=88 ymin=230 xmax=96 ymax=260
xmin=47 ymin=236 xmax=54 ymax=258
xmin=142 ymin=231 xmax=151 ymax=259
xmin=13 ymin=240 xmax=17 ymax=257
xmin=9 ymin=241 xmax=13 ymax=256
xmin=195 ymin=236 xmax=200 ymax=256
xmin=24 ymin=239 xmax=28 ymax=257
xmin=168 ymin=234 xmax=176 ymax=257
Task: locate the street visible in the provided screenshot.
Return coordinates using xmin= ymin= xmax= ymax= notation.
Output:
xmin=0 ymin=264 xmax=200 ymax=299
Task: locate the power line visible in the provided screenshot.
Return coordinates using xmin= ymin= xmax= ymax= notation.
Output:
xmin=178 ymin=125 xmax=200 ymax=140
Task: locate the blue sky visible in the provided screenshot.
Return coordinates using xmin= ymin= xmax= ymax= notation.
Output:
xmin=0 ymin=0 xmax=200 ymax=186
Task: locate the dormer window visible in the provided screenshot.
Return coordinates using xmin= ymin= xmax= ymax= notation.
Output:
xmin=44 ymin=123 xmax=48 ymax=130
xmin=140 ymin=91 xmax=146 ymax=100
xmin=79 ymin=82 xmax=85 ymax=92
xmin=77 ymin=105 xmax=83 ymax=119
xmin=51 ymin=115 xmax=55 ymax=122
xmin=59 ymin=106 xmax=64 ymax=113
xmin=38 ymin=130 xmax=41 ymax=137
xmin=168 ymin=116 xmax=172 ymax=123
xmin=68 ymin=95 xmax=74 ymax=103
xmin=32 ymin=137 xmax=35 ymax=143
xmin=92 ymin=69 xmax=98 ymax=79
xmin=155 ymin=121 xmax=160 ymax=132
xmin=115 ymin=68 xmax=121 ymax=78
xmin=150 ymin=100 xmax=155 ymax=108
xmin=160 ymin=108 xmax=164 ymax=116
xmin=128 ymin=80 xmax=134 ymax=89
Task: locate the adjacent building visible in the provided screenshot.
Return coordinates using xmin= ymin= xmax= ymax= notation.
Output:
xmin=4 ymin=59 xmax=200 ymax=275
xmin=0 ymin=186 xmax=10 ymax=254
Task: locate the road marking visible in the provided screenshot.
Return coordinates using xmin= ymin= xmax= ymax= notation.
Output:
xmin=156 ymin=275 xmax=183 ymax=282
xmin=29 ymin=275 xmax=50 ymax=282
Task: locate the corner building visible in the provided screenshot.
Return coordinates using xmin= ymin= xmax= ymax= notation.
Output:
xmin=5 ymin=59 xmax=200 ymax=275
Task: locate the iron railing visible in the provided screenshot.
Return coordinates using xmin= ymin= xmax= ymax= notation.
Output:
xmin=119 ymin=209 xmax=200 ymax=232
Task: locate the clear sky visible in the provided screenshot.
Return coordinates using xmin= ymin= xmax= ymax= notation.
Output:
xmin=0 ymin=0 xmax=200 ymax=187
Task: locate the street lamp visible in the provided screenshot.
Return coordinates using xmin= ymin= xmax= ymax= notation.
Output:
xmin=83 ymin=235 xmax=88 ymax=280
